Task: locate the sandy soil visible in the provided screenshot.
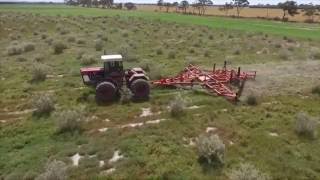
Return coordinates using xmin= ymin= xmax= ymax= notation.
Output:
xmin=241 ymin=60 xmax=320 ymax=97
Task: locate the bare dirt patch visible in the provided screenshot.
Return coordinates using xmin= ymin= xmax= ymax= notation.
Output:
xmin=242 ymin=60 xmax=320 ymax=97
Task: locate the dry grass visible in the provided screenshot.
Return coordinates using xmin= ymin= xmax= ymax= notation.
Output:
xmin=138 ymin=5 xmax=320 ymax=23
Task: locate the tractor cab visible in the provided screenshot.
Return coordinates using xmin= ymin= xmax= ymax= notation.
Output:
xmin=101 ymin=54 xmax=124 ymax=76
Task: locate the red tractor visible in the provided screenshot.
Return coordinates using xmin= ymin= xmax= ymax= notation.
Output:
xmin=80 ymin=54 xmax=150 ymax=102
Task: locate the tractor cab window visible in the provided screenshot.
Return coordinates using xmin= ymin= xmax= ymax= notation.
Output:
xmin=104 ymin=61 xmax=123 ymax=74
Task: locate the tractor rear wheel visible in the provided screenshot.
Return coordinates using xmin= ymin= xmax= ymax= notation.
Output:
xmin=130 ymin=79 xmax=150 ymax=100
xmin=96 ymin=81 xmax=117 ymax=102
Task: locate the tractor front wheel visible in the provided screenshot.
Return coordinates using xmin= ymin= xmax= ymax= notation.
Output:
xmin=96 ymin=81 xmax=117 ymax=102
xmin=130 ymin=79 xmax=150 ymax=101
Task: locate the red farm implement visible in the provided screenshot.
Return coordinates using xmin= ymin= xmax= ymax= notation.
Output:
xmin=152 ymin=62 xmax=256 ymax=101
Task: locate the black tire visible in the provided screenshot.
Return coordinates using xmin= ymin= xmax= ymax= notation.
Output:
xmin=96 ymin=81 xmax=117 ymax=102
xmin=130 ymin=79 xmax=150 ymax=100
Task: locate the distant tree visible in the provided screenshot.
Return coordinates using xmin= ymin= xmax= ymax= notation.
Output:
xmin=219 ymin=2 xmax=233 ymax=16
xmin=278 ymin=1 xmax=299 ymax=21
xmin=157 ymin=0 xmax=164 ymax=11
xmin=124 ymin=2 xmax=136 ymax=10
xmin=164 ymin=2 xmax=172 ymax=13
xmin=92 ymin=0 xmax=98 ymax=7
xmin=192 ymin=0 xmax=213 ymax=16
xmin=302 ymin=3 xmax=319 ymax=22
xmin=180 ymin=0 xmax=189 ymax=14
xmin=232 ymin=0 xmax=249 ymax=17
xmin=116 ymin=3 xmax=123 ymax=9
xmin=173 ymin=2 xmax=179 ymax=12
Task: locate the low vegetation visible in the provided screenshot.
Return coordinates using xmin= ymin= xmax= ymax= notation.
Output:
xmin=32 ymin=94 xmax=55 ymax=115
xmin=55 ymin=108 xmax=85 ymax=134
xmin=36 ymin=160 xmax=68 ymax=180
xmin=295 ymin=112 xmax=318 ymax=139
xmin=169 ymin=94 xmax=186 ymax=117
xmin=196 ymin=134 xmax=225 ymax=165
xmin=0 ymin=8 xmax=320 ymax=180
xmin=228 ymin=163 xmax=270 ymax=180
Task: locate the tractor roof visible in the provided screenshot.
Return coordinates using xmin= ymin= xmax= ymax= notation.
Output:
xmin=101 ymin=54 xmax=123 ymax=62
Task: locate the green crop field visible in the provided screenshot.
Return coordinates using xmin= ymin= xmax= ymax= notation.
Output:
xmin=0 ymin=4 xmax=320 ymax=180
xmin=1 ymin=4 xmax=320 ymax=40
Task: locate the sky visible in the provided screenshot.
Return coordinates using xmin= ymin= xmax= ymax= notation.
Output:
xmin=1 ymin=0 xmax=319 ymax=5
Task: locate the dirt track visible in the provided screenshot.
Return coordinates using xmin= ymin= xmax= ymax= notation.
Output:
xmin=242 ymin=60 xmax=320 ymax=97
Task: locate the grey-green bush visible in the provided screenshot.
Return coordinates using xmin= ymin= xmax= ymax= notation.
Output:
xmin=228 ymin=163 xmax=270 ymax=180
xmin=295 ymin=112 xmax=318 ymax=139
xmin=196 ymin=134 xmax=225 ymax=165
xmin=55 ymin=109 xmax=85 ymax=134
xmin=36 ymin=160 xmax=67 ymax=180
xmin=23 ymin=43 xmax=35 ymax=52
xmin=95 ymin=39 xmax=103 ymax=51
xmin=169 ymin=94 xmax=186 ymax=117
xmin=246 ymin=94 xmax=258 ymax=106
xmin=7 ymin=45 xmax=23 ymax=56
xmin=32 ymin=94 xmax=54 ymax=115
xmin=80 ymin=54 xmax=96 ymax=65
xmin=31 ymin=64 xmax=47 ymax=82
xmin=120 ymin=87 xmax=132 ymax=104
xmin=312 ymin=85 xmax=320 ymax=95
xmin=53 ymin=42 xmax=67 ymax=54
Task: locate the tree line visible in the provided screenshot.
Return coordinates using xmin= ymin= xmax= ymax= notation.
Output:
xmin=156 ymin=0 xmax=320 ymax=22
xmin=65 ymin=0 xmax=137 ymax=10
xmin=65 ymin=0 xmax=320 ymax=23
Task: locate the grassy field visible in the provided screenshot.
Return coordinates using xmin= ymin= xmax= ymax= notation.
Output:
xmin=0 ymin=5 xmax=320 ymax=180
xmin=1 ymin=4 xmax=320 ymax=40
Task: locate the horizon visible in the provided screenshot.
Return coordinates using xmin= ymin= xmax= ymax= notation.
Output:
xmin=0 ymin=0 xmax=319 ymax=5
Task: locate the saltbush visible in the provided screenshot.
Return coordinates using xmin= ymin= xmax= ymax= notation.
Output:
xmin=31 ymin=64 xmax=47 ymax=82
xmin=53 ymin=42 xmax=67 ymax=54
xmin=80 ymin=54 xmax=96 ymax=65
xmin=295 ymin=112 xmax=318 ymax=139
xmin=55 ymin=109 xmax=85 ymax=134
xmin=228 ymin=163 xmax=270 ymax=180
xmin=196 ymin=134 xmax=225 ymax=165
xmin=246 ymin=94 xmax=258 ymax=106
xmin=23 ymin=43 xmax=35 ymax=52
xmin=169 ymin=95 xmax=186 ymax=117
xmin=32 ymin=94 xmax=54 ymax=115
xmin=36 ymin=160 xmax=67 ymax=180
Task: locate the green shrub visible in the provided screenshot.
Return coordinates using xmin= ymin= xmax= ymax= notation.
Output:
xmin=95 ymin=39 xmax=103 ymax=51
xmin=279 ymin=49 xmax=290 ymax=60
xmin=53 ymin=42 xmax=67 ymax=54
xmin=228 ymin=163 xmax=270 ymax=180
xmin=32 ymin=94 xmax=54 ymax=115
xmin=36 ymin=160 xmax=67 ymax=180
xmin=23 ymin=43 xmax=35 ymax=52
xmin=120 ymin=87 xmax=132 ymax=104
xmin=312 ymin=85 xmax=320 ymax=95
xmin=41 ymin=34 xmax=47 ymax=40
xmin=196 ymin=134 xmax=225 ymax=165
xmin=246 ymin=94 xmax=258 ymax=106
xmin=31 ymin=64 xmax=47 ymax=82
xmin=76 ymin=39 xmax=86 ymax=44
xmin=156 ymin=48 xmax=163 ymax=55
xmin=80 ymin=54 xmax=96 ymax=65
xmin=67 ymin=36 xmax=75 ymax=43
xmin=295 ymin=112 xmax=318 ymax=139
xmin=168 ymin=51 xmax=176 ymax=59
xmin=169 ymin=94 xmax=186 ymax=117
xmin=7 ymin=45 xmax=23 ymax=56
xmin=55 ymin=108 xmax=85 ymax=134
xmin=310 ymin=51 xmax=320 ymax=60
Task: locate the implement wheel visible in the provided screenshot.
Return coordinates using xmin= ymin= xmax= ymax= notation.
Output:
xmin=130 ymin=79 xmax=150 ymax=100
xmin=96 ymin=81 xmax=117 ymax=102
